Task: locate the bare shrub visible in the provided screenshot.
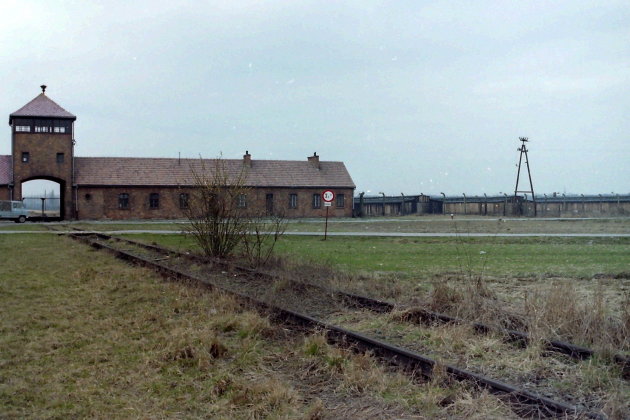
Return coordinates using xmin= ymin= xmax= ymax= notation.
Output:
xmin=183 ymin=156 xmax=286 ymax=265
xmin=241 ymin=212 xmax=287 ymax=267
xmin=183 ymin=157 xmax=251 ymax=258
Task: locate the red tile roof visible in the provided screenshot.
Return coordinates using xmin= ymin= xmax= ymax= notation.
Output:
xmin=0 ymin=155 xmax=11 ymax=185
xmin=75 ymin=157 xmax=355 ymax=188
xmin=9 ymin=93 xmax=76 ymax=124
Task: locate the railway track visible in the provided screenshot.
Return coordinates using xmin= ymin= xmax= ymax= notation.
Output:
xmin=60 ymin=229 xmax=611 ymax=419
xmin=68 ymin=228 xmax=629 ymax=376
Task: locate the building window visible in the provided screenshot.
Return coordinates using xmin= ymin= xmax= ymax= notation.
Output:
xmin=179 ymin=193 xmax=189 ymax=209
xmin=34 ymin=119 xmax=55 ymax=133
xmin=312 ymin=193 xmax=321 ymax=209
xmin=14 ymin=118 xmax=32 ymax=132
xmin=21 ymin=152 xmax=29 ymax=163
xmin=118 ymin=193 xmax=130 ymax=209
xmin=53 ymin=120 xmax=70 ymax=134
xmin=336 ymin=194 xmax=345 ymax=208
xmin=149 ymin=193 xmax=159 ymax=209
xmin=237 ymin=194 xmax=247 ymax=208
xmin=289 ymin=193 xmax=298 ymax=209
xmin=56 ymin=153 xmax=64 ymax=163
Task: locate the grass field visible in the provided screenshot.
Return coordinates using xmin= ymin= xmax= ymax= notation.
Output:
xmin=123 ymin=232 xmax=630 ymax=279
xmin=285 ymin=216 xmax=630 ymax=234
xmin=2 ymin=219 xmax=629 ymax=417
xmin=1 ymin=234 xmax=518 ymax=419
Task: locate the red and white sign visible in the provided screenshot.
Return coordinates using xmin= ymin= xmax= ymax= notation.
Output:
xmin=322 ymin=190 xmax=335 ymax=202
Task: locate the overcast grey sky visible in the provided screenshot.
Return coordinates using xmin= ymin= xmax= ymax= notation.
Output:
xmin=1 ymin=0 xmax=629 ymax=196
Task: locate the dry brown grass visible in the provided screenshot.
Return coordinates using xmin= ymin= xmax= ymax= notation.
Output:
xmin=425 ymin=277 xmax=525 ymax=331
xmin=424 ymin=274 xmax=630 ymax=357
xmin=328 ymin=307 xmax=630 ymax=418
xmin=298 ymin=333 xmax=518 ymax=419
xmin=524 ymin=280 xmax=629 ymax=354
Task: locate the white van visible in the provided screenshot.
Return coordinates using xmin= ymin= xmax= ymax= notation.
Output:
xmin=0 ymin=200 xmax=29 ymax=223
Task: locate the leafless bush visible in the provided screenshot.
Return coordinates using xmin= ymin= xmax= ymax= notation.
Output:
xmin=183 ymin=156 xmax=286 ymax=265
xmin=183 ymin=157 xmax=251 ymax=258
xmin=241 ymin=213 xmax=287 ymax=267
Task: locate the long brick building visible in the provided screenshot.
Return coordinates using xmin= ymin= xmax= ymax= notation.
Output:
xmin=0 ymin=87 xmax=355 ymax=220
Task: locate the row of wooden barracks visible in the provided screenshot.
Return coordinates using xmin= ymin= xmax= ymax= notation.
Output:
xmin=355 ymin=193 xmax=630 ymax=218
xmin=0 ymin=88 xmax=355 ymax=220
xmin=2 ymin=88 xmax=628 ymax=221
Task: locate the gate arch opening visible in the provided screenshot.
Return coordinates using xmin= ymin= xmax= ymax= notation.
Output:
xmin=21 ymin=178 xmax=64 ymax=220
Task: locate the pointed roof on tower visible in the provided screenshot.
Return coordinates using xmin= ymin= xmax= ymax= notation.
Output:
xmin=9 ymin=85 xmax=76 ymax=124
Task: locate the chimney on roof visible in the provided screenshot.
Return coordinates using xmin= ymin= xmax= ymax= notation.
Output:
xmin=40 ymin=85 xmax=47 ymax=94
xmin=243 ymin=150 xmax=251 ymax=167
xmin=307 ymin=152 xmax=320 ymax=169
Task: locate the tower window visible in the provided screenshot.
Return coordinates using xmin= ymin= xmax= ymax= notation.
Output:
xmin=14 ymin=118 xmax=32 ymax=132
xmin=56 ymin=153 xmax=64 ymax=163
xmin=289 ymin=193 xmax=298 ymax=209
xmin=118 ymin=193 xmax=130 ymax=209
xmin=21 ymin=152 xmax=30 ymax=163
xmin=149 ymin=193 xmax=160 ymax=209
xmin=53 ymin=120 xmax=70 ymax=134
xmin=34 ymin=121 xmax=51 ymax=133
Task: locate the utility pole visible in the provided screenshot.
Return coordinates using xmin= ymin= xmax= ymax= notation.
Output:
xmin=514 ymin=137 xmax=536 ymax=216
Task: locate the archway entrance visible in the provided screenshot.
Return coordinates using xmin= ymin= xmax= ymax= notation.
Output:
xmin=21 ymin=179 xmax=64 ymax=220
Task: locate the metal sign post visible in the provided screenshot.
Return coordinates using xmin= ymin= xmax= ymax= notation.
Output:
xmin=322 ymin=190 xmax=334 ymax=240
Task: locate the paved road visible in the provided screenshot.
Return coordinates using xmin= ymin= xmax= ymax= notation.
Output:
xmin=1 ymin=229 xmax=629 ymax=237
xmin=3 ymin=216 xmax=628 ymax=227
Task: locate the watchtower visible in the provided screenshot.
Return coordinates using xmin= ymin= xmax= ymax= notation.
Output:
xmin=9 ymin=85 xmax=76 ymax=219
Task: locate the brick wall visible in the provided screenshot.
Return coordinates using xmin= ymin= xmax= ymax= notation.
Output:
xmin=0 ymin=187 xmax=9 ymax=201
xmin=76 ymin=186 xmax=354 ymax=220
xmin=12 ymin=131 xmax=74 ymax=218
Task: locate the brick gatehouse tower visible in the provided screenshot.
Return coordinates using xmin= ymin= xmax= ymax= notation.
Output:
xmin=8 ymin=85 xmax=76 ymax=219
xmin=1 ymin=86 xmax=355 ymax=220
